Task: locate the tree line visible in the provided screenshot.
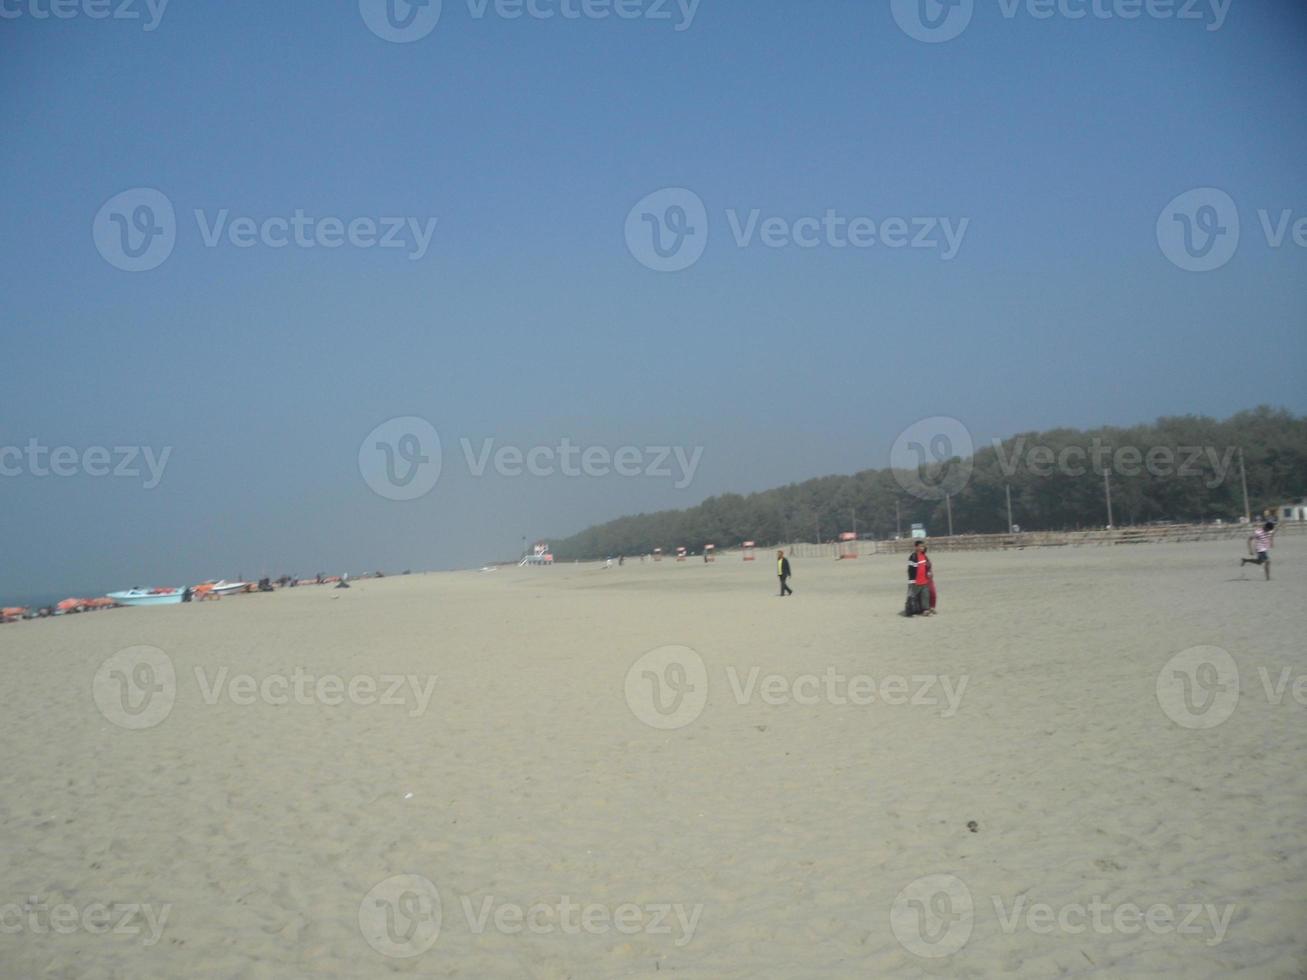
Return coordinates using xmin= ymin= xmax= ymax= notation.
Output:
xmin=548 ymin=407 xmax=1307 ymax=560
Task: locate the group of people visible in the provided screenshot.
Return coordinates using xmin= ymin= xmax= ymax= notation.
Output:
xmin=770 ymin=515 xmax=1280 ymax=610
xmin=772 ymin=543 xmax=939 ymax=616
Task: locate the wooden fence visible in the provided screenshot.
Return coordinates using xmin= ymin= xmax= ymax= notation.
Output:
xmin=862 ymin=521 xmax=1303 ymax=555
xmin=690 ymin=522 xmax=1303 ymax=561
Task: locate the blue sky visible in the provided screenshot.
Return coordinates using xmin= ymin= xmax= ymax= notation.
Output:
xmin=1 ymin=0 xmax=1304 ymax=600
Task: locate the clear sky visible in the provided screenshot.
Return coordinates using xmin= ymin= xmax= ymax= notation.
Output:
xmin=1 ymin=0 xmax=1304 ymax=600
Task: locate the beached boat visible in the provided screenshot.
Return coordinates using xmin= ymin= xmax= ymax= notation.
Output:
xmin=203 ymin=580 xmax=249 ymax=596
xmin=106 ymin=588 xmax=185 ymax=607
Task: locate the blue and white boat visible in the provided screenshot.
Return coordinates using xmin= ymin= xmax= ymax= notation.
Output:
xmin=106 ymin=588 xmax=185 ymax=607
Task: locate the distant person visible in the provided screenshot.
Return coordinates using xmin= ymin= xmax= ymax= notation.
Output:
xmin=1241 ymin=521 xmax=1276 ymax=580
xmin=906 ymin=540 xmax=931 ymax=616
xmin=777 ymin=549 xmax=793 ymax=596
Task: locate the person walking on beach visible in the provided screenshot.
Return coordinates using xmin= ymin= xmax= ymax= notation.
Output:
xmin=777 ymin=549 xmax=793 ymax=596
xmin=1241 ymin=521 xmax=1276 ymax=580
xmin=907 ymin=540 xmax=931 ymax=615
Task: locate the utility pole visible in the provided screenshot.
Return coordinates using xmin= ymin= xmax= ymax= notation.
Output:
xmin=1238 ymin=447 xmax=1251 ymax=523
xmin=895 ymin=499 xmax=901 ymax=539
xmin=945 ymin=493 xmax=954 ymax=537
xmin=851 ymin=508 xmax=857 ymax=538
xmin=1005 ymin=484 xmax=1014 ymax=533
xmin=1104 ymin=469 xmax=1114 ymax=529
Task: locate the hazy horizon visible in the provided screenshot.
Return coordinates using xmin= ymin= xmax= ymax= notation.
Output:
xmin=3 ymin=1 xmax=1305 ymax=603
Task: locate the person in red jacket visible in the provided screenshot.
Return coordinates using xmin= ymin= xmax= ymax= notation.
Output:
xmin=924 ymin=543 xmax=938 ymax=614
xmin=906 ymin=540 xmax=931 ymax=615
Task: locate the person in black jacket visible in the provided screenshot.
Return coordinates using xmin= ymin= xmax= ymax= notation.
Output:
xmin=777 ymin=549 xmax=793 ymax=596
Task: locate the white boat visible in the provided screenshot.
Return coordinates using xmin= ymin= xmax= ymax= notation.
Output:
xmin=107 ymin=588 xmax=185 ymax=607
xmin=202 ymin=580 xmax=248 ymax=596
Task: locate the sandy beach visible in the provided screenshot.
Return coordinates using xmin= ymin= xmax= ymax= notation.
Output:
xmin=1 ymin=537 xmax=1304 ymax=978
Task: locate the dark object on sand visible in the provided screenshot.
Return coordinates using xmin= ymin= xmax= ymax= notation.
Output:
xmin=967 ymin=820 xmax=979 ymax=833
xmin=257 ymin=578 xmax=274 ymax=592
xmin=335 ymin=579 xmax=350 ymax=589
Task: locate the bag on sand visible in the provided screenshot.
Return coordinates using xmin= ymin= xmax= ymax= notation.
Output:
xmin=904 ymin=587 xmax=925 ymax=617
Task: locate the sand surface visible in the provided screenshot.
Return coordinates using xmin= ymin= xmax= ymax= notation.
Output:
xmin=1 ymin=538 xmax=1304 ymax=978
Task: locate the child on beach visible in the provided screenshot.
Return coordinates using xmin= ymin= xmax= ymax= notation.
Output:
xmin=1240 ymin=521 xmax=1276 ymax=580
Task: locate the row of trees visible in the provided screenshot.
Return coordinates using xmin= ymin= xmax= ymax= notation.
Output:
xmin=549 ymin=407 xmax=1307 ymax=561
